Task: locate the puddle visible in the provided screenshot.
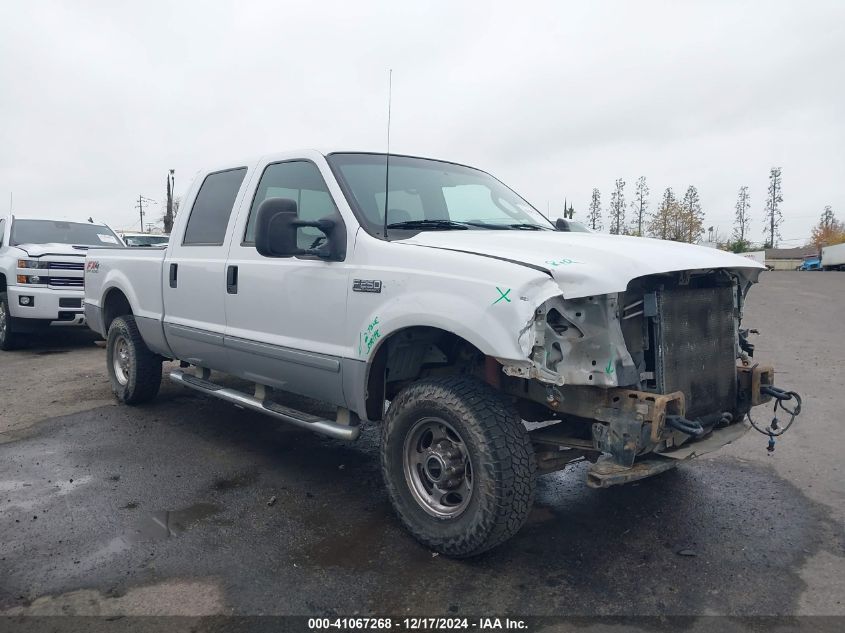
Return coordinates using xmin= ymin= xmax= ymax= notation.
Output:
xmin=125 ymin=502 xmax=221 ymax=543
xmin=211 ymin=471 xmax=258 ymax=492
xmin=302 ymin=508 xmax=392 ymax=569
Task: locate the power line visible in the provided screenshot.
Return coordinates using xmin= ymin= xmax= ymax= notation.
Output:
xmin=134 ymin=195 xmax=158 ymax=233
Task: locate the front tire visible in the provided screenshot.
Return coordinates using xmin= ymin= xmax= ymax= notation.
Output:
xmin=381 ymin=375 xmax=535 ymax=557
xmin=106 ymin=315 xmax=162 ymax=404
xmin=0 ymin=292 xmax=23 ymax=351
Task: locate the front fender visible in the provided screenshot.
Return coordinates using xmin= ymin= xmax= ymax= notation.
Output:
xmin=355 ymin=275 xmax=561 ymax=363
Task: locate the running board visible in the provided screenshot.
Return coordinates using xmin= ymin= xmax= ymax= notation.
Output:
xmin=169 ymin=370 xmax=360 ymax=441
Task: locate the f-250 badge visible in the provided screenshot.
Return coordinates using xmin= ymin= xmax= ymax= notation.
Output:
xmin=353 ymin=279 xmax=382 ymax=293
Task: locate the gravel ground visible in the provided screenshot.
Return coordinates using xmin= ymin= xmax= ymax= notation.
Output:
xmin=0 ymin=271 xmax=843 ymax=620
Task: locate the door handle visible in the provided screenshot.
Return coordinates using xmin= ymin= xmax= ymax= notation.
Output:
xmin=226 ymin=265 xmax=238 ymax=294
xmin=169 ymin=263 xmax=178 ymax=288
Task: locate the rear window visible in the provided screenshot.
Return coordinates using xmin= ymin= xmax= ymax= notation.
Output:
xmin=10 ymin=220 xmax=121 ymax=247
xmin=183 ymin=168 xmax=247 ymax=245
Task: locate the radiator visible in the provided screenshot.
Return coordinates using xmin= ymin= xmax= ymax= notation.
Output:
xmin=656 ymin=285 xmax=737 ymax=418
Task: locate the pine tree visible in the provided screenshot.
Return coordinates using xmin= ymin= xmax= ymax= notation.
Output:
xmin=648 ymin=187 xmax=676 ymax=240
xmin=608 ymin=178 xmax=626 ymax=235
xmin=629 ymin=176 xmax=649 ymax=236
xmin=679 ymin=185 xmax=705 ymax=243
xmin=587 ymin=188 xmax=603 ymax=231
xmin=763 ymin=167 xmax=783 ymax=248
xmin=732 ymin=186 xmax=751 ymax=250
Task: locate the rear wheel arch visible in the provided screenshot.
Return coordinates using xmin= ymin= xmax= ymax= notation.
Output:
xmin=102 ymin=287 xmax=133 ymax=332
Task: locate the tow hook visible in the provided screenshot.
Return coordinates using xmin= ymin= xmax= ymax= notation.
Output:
xmin=748 ymin=385 xmax=803 ymax=453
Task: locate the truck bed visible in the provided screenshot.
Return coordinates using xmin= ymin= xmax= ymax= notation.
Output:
xmin=84 ymin=246 xmax=167 ymax=332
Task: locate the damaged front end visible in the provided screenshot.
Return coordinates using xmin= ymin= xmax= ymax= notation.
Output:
xmin=498 ymin=269 xmax=800 ymax=487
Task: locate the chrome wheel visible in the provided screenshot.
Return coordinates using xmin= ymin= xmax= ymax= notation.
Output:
xmin=112 ymin=335 xmax=131 ymax=385
xmin=403 ymin=417 xmax=473 ymax=518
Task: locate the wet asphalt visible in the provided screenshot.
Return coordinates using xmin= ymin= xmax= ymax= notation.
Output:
xmin=0 ymin=272 xmax=843 ymax=618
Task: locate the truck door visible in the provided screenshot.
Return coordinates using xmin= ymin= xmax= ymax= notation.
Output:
xmin=224 ymin=158 xmax=349 ymax=406
xmin=162 ymin=167 xmax=251 ymax=369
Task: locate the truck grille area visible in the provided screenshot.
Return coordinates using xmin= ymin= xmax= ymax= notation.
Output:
xmin=48 ymin=276 xmax=84 ymax=287
xmin=49 ymin=261 xmax=85 ymax=271
xmin=657 ymin=285 xmax=737 ymax=418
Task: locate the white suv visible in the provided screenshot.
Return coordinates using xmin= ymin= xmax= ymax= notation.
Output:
xmin=0 ymin=214 xmax=122 ymax=350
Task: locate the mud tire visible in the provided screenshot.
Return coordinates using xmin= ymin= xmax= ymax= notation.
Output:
xmin=381 ymin=375 xmax=535 ymax=557
xmin=106 ymin=315 xmax=162 ymax=404
xmin=0 ymin=292 xmax=23 ymax=351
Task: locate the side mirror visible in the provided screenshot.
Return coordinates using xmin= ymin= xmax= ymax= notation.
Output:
xmin=555 ymin=218 xmax=571 ymax=232
xmin=254 ymin=198 xmax=343 ymax=260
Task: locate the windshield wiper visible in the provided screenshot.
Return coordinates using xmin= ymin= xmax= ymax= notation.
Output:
xmin=386 ymin=219 xmax=551 ymax=232
xmin=386 ymin=220 xmax=470 ymax=231
xmin=505 ymin=223 xmax=552 ymax=231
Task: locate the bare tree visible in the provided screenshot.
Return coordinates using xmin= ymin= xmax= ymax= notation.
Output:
xmin=679 ymin=185 xmax=705 ymax=243
xmin=608 ymin=178 xmax=626 ymax=235
xmin=648 ymin=187 xmax=676 ymax=240
xmin=629 ymin=176 xmax=649 ymax=236
xmin=587 ymin=188 xmax=603 ymax=231
xmin=763 ymin=167 xmax=783 ymax=248
xmin=732 ymin=185 xmax=751 ymax=250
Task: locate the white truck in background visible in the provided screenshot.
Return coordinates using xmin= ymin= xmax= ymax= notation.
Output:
xmin=0 ymin=215 xmax=123 ymax=350
xmin=821 ymin=243 xmax=845 ymax=270
xmin=83 ymin=149 xmax=802 ymax=557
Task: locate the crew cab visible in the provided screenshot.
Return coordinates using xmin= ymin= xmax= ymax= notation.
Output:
xmin=0 ymin=214 xmax=122 ymax=350
xmin=84 ymin=150 xmax=795 ymax=556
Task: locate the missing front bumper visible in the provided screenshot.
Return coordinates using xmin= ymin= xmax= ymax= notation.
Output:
xmin=587 ymin=421 xmax=751 ymax=488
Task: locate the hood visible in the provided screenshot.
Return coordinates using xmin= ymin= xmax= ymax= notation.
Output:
xmin=400 ymin=231 xmax=764 ymax=297
xmin=15 ymin=243 xmax=89 ymax=257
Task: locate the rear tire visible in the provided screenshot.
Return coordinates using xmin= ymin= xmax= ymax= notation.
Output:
xmin=0 ymin=292 xmax=23 ymax=351
xmin=106 ymin=315 xmax=162 ymax=404
xmin=381 ymin=375 xmax=535 ymax=557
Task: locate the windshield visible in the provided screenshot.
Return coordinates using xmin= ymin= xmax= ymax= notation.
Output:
xmin=125 ymin=235 xmax=169 ymax=247
xmin=11 ymin=219 xmax=121 ymax=247
xmin=327 ymin=153 xmax=554 ymax=238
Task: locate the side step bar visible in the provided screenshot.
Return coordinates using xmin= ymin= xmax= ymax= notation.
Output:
xmin=169 ymin=370 xmax=360 ymax=441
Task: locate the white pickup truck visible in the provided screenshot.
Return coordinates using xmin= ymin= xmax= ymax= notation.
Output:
xmin=84 ymin=150 xmax=797 ymax=556
xmin=0 ymin=214 xmax=122 ymax=349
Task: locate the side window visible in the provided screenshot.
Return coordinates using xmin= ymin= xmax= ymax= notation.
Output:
xmin=244 ymin=161 xmax=338 ymax=250
xmin=182 ymin=168 xmax=247 ymax=246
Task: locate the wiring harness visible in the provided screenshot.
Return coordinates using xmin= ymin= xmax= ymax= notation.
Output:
xmin=747 ymin=384 xmax=803 ymax=453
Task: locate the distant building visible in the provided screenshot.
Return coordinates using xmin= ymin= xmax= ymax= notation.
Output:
xmin=764 ymin=247 xmax=817 ymax=271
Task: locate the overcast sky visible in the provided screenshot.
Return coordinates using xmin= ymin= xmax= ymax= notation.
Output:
xmin=2 ymin=1 xmax=843 ymax=245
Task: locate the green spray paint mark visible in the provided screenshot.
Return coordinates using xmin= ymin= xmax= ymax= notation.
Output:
xmin=361 ymin=317 xmax=381 ymax=356
xmin=493 ymin=287 xmax=512 ymax=305
xmin=545 ymin=258 xmax=582 ymax=267
xmin=605 ymin=359 xmax=615 ymax=375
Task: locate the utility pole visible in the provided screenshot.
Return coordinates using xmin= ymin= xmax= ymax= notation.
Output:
xmin=135 ymin=195 xmax=157 ymax=233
